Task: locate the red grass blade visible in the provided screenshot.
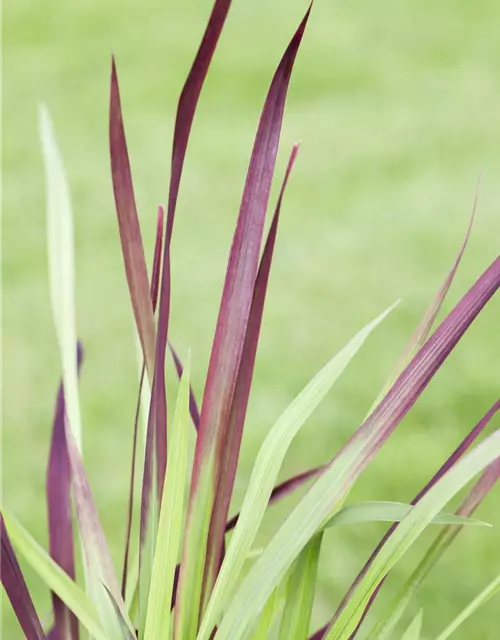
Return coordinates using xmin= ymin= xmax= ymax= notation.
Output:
xmin=1 ymin=514 xmax=46 ymax=640
xmin=151 ymin=206 xmax=165 ymax=311
xmin=315 ymin=400 xmax=500 ymax=640
xmin=46 ymin=342 xmax=84 ymax=640
xmin=392 ymin=184 xmax=479 ymax=375
xmin=339 ymin=256 xmax=500 ymax=467
xmin=176 ymin=8 xmax=311 ymax=632
xmin=137 ymin=5 xmax=234 ymax=608
xmin=122 ymin=206 xmax=164 ymax=597
xmin=169 ymin=344 xmax=201 ymax=430
xmin=163 ymin=0 xmax=233 ymax=243
xmin=204 ymin=144 xmax=300 ymax=595
xmin=109 ymin=58 xmax=156 ymax=380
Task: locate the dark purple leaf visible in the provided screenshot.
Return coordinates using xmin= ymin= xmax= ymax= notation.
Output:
xmin=1 ymin=514 xmax=46 ymax=640
xmin=46 ymin=342 xmax=83 ymax=640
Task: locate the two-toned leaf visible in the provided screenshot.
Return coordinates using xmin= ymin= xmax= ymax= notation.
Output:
xmin=144 ymin=362 xmax=190 ymax=640
xmin=176 ymin=9 xmax=311 ymax=638
xmin=1 ymin=514 xmax=46 ymax=640
xmin=199 ymin=303 xmax=396 ymax=640
xmin=2 ymin=512 xmax=106 ymax=640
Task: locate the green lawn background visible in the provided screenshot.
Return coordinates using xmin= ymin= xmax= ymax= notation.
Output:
xmin=3 ymin=0 xmax=500 ymax=637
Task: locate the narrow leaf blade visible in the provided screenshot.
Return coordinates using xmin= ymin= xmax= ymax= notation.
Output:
xmin=2 ymin=512 xmax=106 ymax=640
xmin=200 ymin=302 xmax=396 ymax=640
xmin=39 ymin=104 xmax=82 ymax=451
xmin=205 ymin=143 xmax=300 ymax=599
xmin=435 ymin=573 xmax=500 ymax=640
xmin=46 ymin=342 xmax=83 ymax=640
xmin=401 ymin=609 xmax=423 ymax=640
xmin=326 ymin=429 xmax=500 ymax=639
xmin=177 ymin=9 xmax=311 ymax=638
xmin=322 ymin=501 xmax=489 ymax=529
xmin=144 ymin=362 xmax=190 ymax=640
xmin=109 ymin=59 xmax=156 ymax=380
xmin=278 ymin=533 xmax=323 ymax=640
xmin=1 ymin=515 xmax=46 ymax=640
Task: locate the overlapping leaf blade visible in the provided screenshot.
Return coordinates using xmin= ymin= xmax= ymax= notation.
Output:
xmin=200 ymin=302 xmax=396 ymax=640
xmin=169 ymin=344 xmax=201 ymax=430
xmin=324 ymin=399 xmax=500 ymax=640
xmin=205 ymin=143 xmax=301 ymax=600
xmin=251 ymin=582 xmax=287 ymax=640
xmin=144 ymin=362 xmax=190 ymax=640
xmin=176 ymin=9 xmax=311 ymax=638
xmin=435 ymin=573 xmax=500 ymax=640
xmin=322 ymin=501 xmax=488 ymax=529
xmin=1 ymin=515 xmax=46 ymax=640
xmin=136 ymin=4 xmax=234 ymax=628
xmin=369 ymin=455 xmax=500 ymax=640
xmin=109 ymin=59 xmax=156 ymax=380
xmin=217 ymin=255 xmax=500 ymax=640
xmin=39 ymin=105 xmax=82 ymax=453
xmin=401 ymin=610 xmax=423 ymax=640
xmin=46 ymin=342 xmax=84 ymax=639
xmin=326 ymin=429 xmax=500 ymax=639
xmin=2 ymin=512 xmax=105 ymax=640
xmin=122 ymin=205 xmax=164 ymax=598
xmin=278 ymin=533 xmax=323 ymax=640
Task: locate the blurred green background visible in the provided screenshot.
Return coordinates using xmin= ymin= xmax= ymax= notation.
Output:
xmin=3 ymin=0 xmax=500 ymax=637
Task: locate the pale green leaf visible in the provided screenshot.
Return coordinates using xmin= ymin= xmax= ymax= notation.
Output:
xmin=401 ymin=609 xmax=423 ymax=640
xmin=278 ymin=533 xmax=323 ymax=640
xmin=202 ymin=302 xmax=398 ymax=640
xmin=144 ymin=360 xmax=190 ymax=640
xmin=250 ymin=582 xmax=286 ymax=640
xmin=322 ymin=501 xmax=489 ymax=530
xmin=326 ymin=429 xmax=500 ymax=640
xmin=435 ymin=573 xmax=500 ymax=640
xmin=40 ymin=104 xmax=82 ymax=452
xmin=102 ymin=584 xmax=138 ymax=640
xmin=2 ymin=511 xmax=106 ymax=640
xmin=173 ymin=463 xmax=213 ymax=640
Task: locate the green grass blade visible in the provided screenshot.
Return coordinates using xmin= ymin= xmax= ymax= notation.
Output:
xmin=3 ymin=511 xmax=107 ymax=640
xmin=326 ymin=429 xmax=500 ymax=640
xmin=251 ymin=581 xmax=287 ymax=640
xmin=278 ymin=533 xmax=323 ymax=640
xmin=370 ymin=460 xmax=500 ymax=640
xmin=39 ymin=104 xmax=82 ymax=452
xmin=401 ymin=609 xmax=423 ymax=640
xmin=103 ymin=584 xmax=137 ymax=640
xmin=435 ymin=573 xmax=500 ymax=640
xmin=144 ymin=361 xmax=190 ymax=640
xmin=322 ymin=501 xmax=489 ymax=529
xmin=199 ymin=302 xmax=397 ymax=640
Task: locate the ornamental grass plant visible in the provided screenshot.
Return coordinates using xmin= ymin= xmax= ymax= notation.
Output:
xmin=2 ymin=2 xmax=499 ymax=639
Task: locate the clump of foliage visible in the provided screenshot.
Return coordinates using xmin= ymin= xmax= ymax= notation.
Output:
xmin=2 ymin=2 xmax=500 ymax=639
